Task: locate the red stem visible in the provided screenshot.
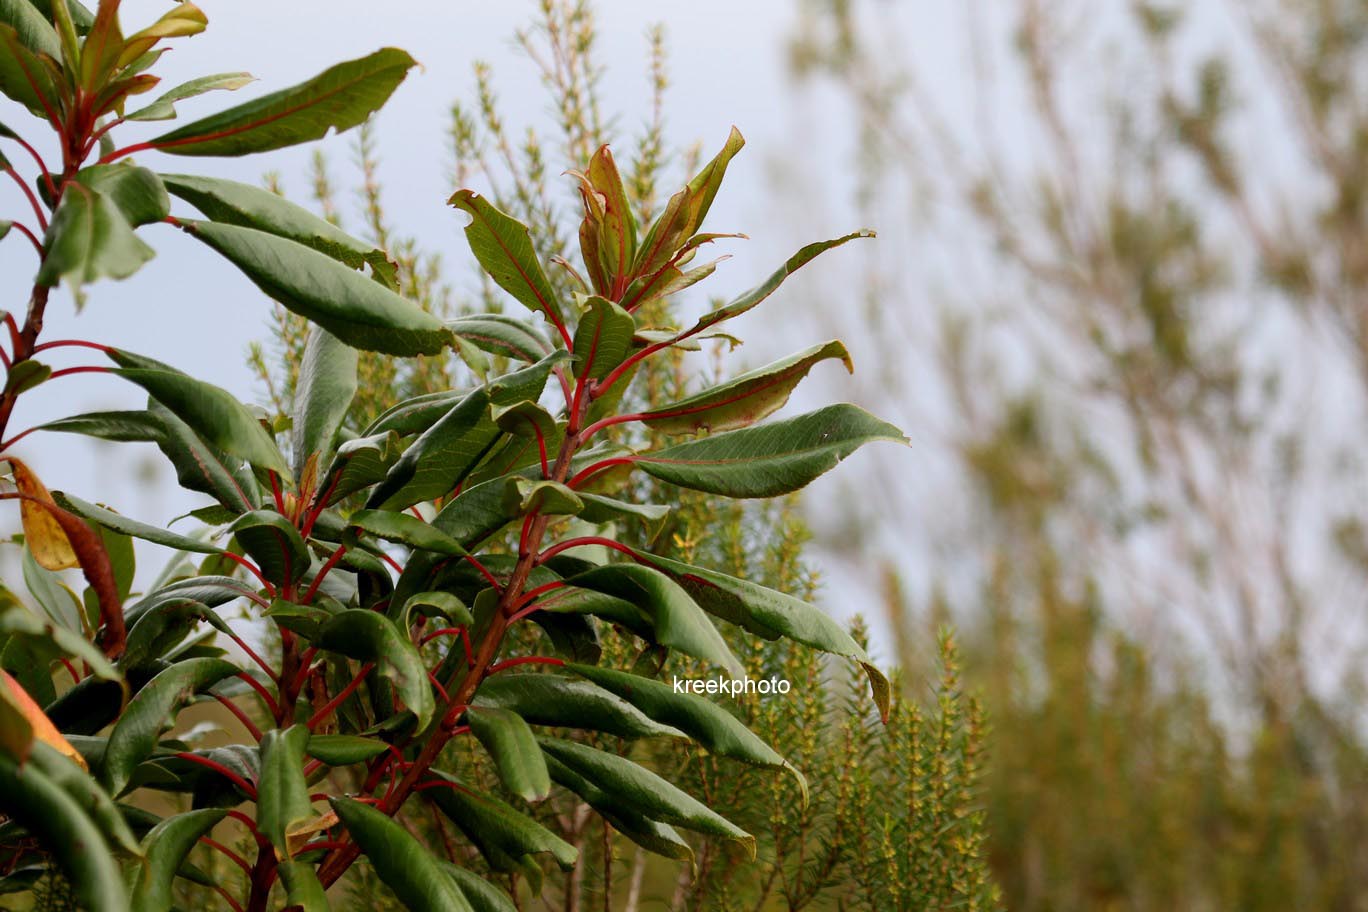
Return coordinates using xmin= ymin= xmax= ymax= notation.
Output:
xmin=174 ymin=751 xmax=258 ymax=800
xmin=419 ymin=627 xmax=465 ymax=646
xmin=306 ymin=662 xmax=375 ymax=730
xmin=219 ymin=552 xmax=276 ymax=595
xmin=221 ymin=625 xmax=278 ymax=684
xmin=200 ymin=837 xmax=252 ymax=875
xmin=235 ymin=672 xmax=281 ymax=719
xmin=463 ymin=554 xmax=502 ymax=592
xmin=98 ymin=140 xmax=155 ymax=164
xmin=486 ymin=655 xmax=565 ymax=675
xmin=267 ymin=472 xmax=285 ymax=514
xmin=46 ymin=365 xmax=108 ymax=379
xmin=302 ymin=546 xmax=347 ymax=604
xmin=1 ymin=133 xmax=55 ymax=198
xmin=31 ymin=339 xmax=113 ymax=354
xmin=7 ymin=221 xmax=43 ymax=255
xmin=214 ymin=693 xmax=263 ymax=742
xmin=535 ymin=536 xmax=641 ymax=566
xmin=3 ymin=167 xmax=48 ymax=231
xmin=566 ymin=456 xmax=640 ymax=490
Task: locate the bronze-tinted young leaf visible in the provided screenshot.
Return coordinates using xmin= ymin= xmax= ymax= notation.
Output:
xmin=315 ymin=610 xmax=433 ymax=729
xmin=330 ymin=797 xmax=475 ymax=912
xmin=150 ymin=48 xmax=417 ymax=156
xmin=568 ymin=563 xmax=742 ymax=675
xmin=573 ymin=144 xmax=637 ymax=295
xmin=538 ymin=737 xmax=753 ymax=852
xmin=125 ymin=73 xmax=255 ymax=122
xmin=637 ymin=403 xmax=905 ymax=499
xmin=114 ymin=2 xmax=207 ymax=72
xmin=449 ymin=190 xmax=565 ymax=332
xmin=161 ymin=173 xmax=396 ymax=286
xmin=180 ymin=220 xmax=452 ymax=356
xmin=292 ymin=327 xmax=357 ymax=479
xmin=128 ymin=808 xmax=226 ymax=912
xmin=36 ymin=184 xmax=155 ymax=291
xmin=102 ymin=657 xmax=238 ymax=795
xmin=632 ymin=127 xmax=744 ymax=278
xmin=685 ymin=231 xmax=873 ymax=336
xmin=572 ymin=295 xmax=634 ymax=380
xmin=642 ymin=340 xmax=852 ymax=435
xmin=0 ymin=752 xmax=127 ymax=912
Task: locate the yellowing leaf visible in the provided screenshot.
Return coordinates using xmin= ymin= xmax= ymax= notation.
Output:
xmin=9 ymin=458 xmax=78 ymax=571
xmin=285 ymin=810 xmax=338 ymax=858
xmin=0 ymin=669 xmax=86 ymax=769
xmin=116 ymin=2 xmax=207 ymax=70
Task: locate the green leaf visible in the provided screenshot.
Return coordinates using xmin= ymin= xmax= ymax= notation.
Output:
xmin=72 ymin=164 xmax=169 ymax=227
xmin=631 ymin=550 xmax=892 ymax=721
xmin=449 ymin=190 xmax=564 ymax=332
xmin=129 ymin=808 xmax=226 ymax=912
xmin=632 ymin=126 xmax=744 ymax=277
xmin=292 ymin=327 xmax=357 ymax=478
xmin=37 ymin=409 xmax=165 ymax=443
xmin=571 ymin=296 xmax=634 ymax=380
xmin=568 ymin=564 xmax=742 ymax=675
xmin=346 ymin=509 xmax=468 ymax=557
xmin=257 ymin=724 xmax=313 ymax=859
xmin=426 ymin=774 xmax=577 ymax=871
xmin=0 ymin=23 xmax=60 ymax=117
xmin=402 ymin=591 xmax=473 ymax=627
xmin=0 ymin=0 xmax=60 ymax=56
xmin=316 ymin=610 xmax=433 ymax=729
xmin=466 ymin=706 xmax=550 ymax=803
xmin=102 ymin=657 xmax=238 ymax=795
xmin=538 ymin=737 xmax=753 ymax=852
xmin=448 ymin=314 xmax=548 ymax=363
xmin=642 ymin=341 xmax=852 ymax=435
xmin=365 ymin=388 xmax=492 ymax=511
xmin=20 ymin=545 xmax=82 ymax=633
xmin=305 ymin=733 xmax=388 ymax=767
xmin=568 ymin=663 xmax=807 ymax=804
xmin=491 ymin=399 xmax=557 ymax=441
xmin=145 ymin=401 xmax=258 ymax=513
xmin=539 ymin=752 xmax=694 ymax=864
xmin=150 ymin=49 xmax=417 ymax=156
xmin=0 ymin=752 xmax=127 ymax=912
xmin=180 ymin=219 xmax=453 ymax=356
xmin=55 ymin=493 xmax=221 ymax=555
xmin=330 ymin=797 xmax=474 ymax=912
xmin=278 ymin=860 xmax=331 ymax=912
xmin=636 ymin=403 xmax=905 ymax=498
xmin=36 ymin=184 xmax=155 ymax=291
xmin=109 ymin=358 xmax=289 ymax=476
xmin=25 ymin=741 xmax=139 ymax=854
xmin=685 ymin=231 xmax=873 ymax=335
xmin=125 ymin=73 xmax=256 ymax=122
xmin=161 ymin=173 xmax=396 ymax=286
xmin=317 ymin=430 xmax=402 ymax=505
xmin=226 ymin=510 xmax=310 ymax=586
xmin=442 ymin=863 xmax=516 ymax=912
xmin=576 ymin=494 xmax=669 ymax=536
xmin=472 ymin=673 xmax=682 ymax=740
xmin=502 ymin=478 xmax=583 ymax=518
xmin=2 ymin=359 xmax=48 ymax=395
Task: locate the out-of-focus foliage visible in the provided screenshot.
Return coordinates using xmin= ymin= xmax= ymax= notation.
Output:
xmin=790 ymin=1 xmax=1368 ymax=909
